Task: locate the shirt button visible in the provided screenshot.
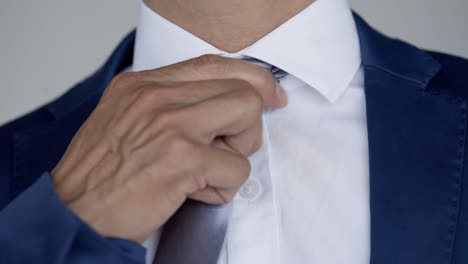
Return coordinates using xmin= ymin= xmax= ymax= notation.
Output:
xmin=239 ymin=178 xmax=262 ymax=202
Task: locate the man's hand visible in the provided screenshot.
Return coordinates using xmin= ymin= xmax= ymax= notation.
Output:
xmin=50 ymin=54 xmax=287 ymax=243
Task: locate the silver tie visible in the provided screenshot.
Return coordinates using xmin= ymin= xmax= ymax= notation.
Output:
xmin=153 ymin=56 xmax=286 ymax=264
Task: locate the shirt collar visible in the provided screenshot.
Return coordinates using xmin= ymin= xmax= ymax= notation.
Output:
xmin=133 ymin=0 xmax=361 ymax=103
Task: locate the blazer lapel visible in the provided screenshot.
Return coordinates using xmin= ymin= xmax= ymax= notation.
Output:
xmin=10 ymin=31 xmax=136 ymax=199
xmin=355 ymin=14 xmax=466 ymax=263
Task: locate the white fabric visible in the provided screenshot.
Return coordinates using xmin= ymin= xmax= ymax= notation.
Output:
xmin=132 ymin=0 xmax=370 ymax=263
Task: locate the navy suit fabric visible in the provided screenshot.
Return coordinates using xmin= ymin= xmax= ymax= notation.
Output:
xmin=1 ymin=15 xmax=468 ymax=263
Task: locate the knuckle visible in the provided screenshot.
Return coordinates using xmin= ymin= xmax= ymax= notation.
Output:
xmin=193 ymin=54 xmax=230 ymax=74
xmin=104 ymin=72 xmax=140 ymax=98
xmin=196 ymin=54 xmax=227 ymax=66
xmin=135 ymin=83 xmax=181 ymax=108
xmin=152 ymin=109 xmax=179 ymax=130
xmin=135 ymin=86 xmax=158 ymax=107
xmin=166 ymin=133 xmax=198 ymax=159
xmin=111 ymin=72 xmax=138 ymax=86
xmin=165 ymin=134 xmax=203 ymax=170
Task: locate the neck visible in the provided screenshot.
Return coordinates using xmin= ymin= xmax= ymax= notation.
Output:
xmin=144 ymin=0 xmax=316 ymax=53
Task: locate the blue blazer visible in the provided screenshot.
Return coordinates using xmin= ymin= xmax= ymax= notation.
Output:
xmin=1 ymin=15 xmax=468 ymax=264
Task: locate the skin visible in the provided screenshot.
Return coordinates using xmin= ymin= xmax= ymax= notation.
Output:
xmin=52 ymin=0 xmax=315 ymax=243
xmin=145 ymin=0 xmax=316 ymax=52
xmin=52 ymin=55 xmax=287 ymax=242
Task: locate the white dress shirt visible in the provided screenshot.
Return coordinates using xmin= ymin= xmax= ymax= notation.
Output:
xmin=132 ymin=0 xmax=370 ymax=263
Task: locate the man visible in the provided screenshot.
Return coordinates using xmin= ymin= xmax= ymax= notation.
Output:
xmin=0 ymin=0 xmax=467 ymax=263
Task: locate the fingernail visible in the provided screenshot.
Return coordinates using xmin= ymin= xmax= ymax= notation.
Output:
xmin=275 ymin=81 xmax=288 ymax=107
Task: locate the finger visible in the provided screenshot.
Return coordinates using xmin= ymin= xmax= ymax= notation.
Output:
xmin=131 ymin=86 xmax=264 ymax=146
xmin=224 ymin=121 xmax=263 ymax=157
xmin=188 ymin=187 xmax=229 ymax=205
xmin=130 ymin=132 xmax=250 ymax=197
xmin=114 ymin=78 xmax=258 ymax=140
xmin=189 ymin=144 xmax=251 ymax=204
xmin=200 ymin=142 xmax=251 ymax=190
xmin=211 ymin=123 xmax=263 ymax=157
xmin=188 ymin=136 xmax=260 ymax=204
xmin=128 ymin=138 xmax=250 ymax=205
xmin=140 ymin=54 xmax=288 ymax=108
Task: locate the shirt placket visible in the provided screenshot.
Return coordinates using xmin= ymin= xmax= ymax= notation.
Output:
xmin=222 ymin=113 xmax=278 ymax=264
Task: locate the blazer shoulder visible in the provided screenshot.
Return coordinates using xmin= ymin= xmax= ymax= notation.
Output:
xmin=0 ymin=104 xmax=53 ymax=207
xmin=0 ymin=103 xmax=55 ymax=164
xmin=427 ymin=51 xmax=468 ymax=98
xmin=0 ymin=105 xmax=54 ymax=134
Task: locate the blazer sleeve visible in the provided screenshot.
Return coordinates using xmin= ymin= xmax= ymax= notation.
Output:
xmin=0 ymin=172 xmax=146 ymax=264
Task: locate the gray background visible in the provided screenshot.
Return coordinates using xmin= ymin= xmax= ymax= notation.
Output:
xmin=1 ymin=0 xmax=467 ymax=125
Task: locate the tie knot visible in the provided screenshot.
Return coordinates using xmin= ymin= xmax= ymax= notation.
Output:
xmin=240 ymin=56 xmax=288 ymax=81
